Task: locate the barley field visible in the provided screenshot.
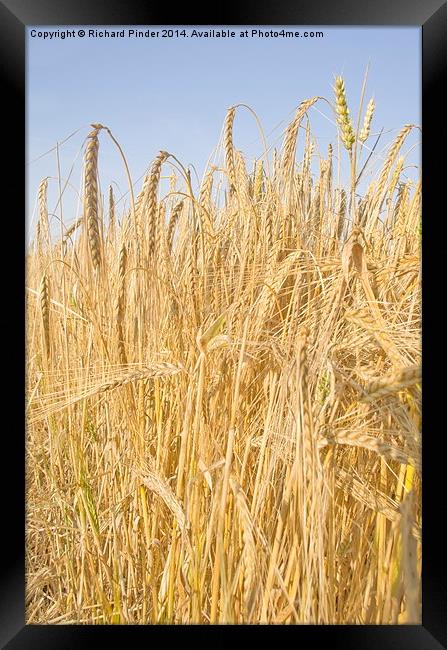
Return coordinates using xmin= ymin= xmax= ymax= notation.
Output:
xmin=26 ymin=79 xmax=421 ymax=624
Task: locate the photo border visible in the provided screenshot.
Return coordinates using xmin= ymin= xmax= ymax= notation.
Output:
xmin=2 ymin=0 xmax=445 ymax=646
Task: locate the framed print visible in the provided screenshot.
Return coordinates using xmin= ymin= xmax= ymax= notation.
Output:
xmin=1 ymin=0 xmax=445 ymax=646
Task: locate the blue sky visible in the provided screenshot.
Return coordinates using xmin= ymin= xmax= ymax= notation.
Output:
xmin=27 ymin=26 xmax=421 ymax=237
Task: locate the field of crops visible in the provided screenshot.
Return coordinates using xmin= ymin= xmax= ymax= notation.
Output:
xmin=26 ymin=78 xmax=421 ymax=624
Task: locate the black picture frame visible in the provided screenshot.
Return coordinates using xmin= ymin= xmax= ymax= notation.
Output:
xmin=2 ymin=0 xmax=445 ymax=646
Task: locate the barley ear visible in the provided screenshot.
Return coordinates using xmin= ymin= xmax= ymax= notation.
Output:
xmin=108 ymin=185 xmax=116 ymax=238
xmin=37 ymin=178 xmax=50 ymax=252
xmin=40 ymin=273 xmax=50 ymax=358
xmin=83 ymin=126 xmax=102 ymax=271
xmin=224 ymin=107 xmax=237 ymax=191
xmin=254 ymin=160 xmax=264 ymax=201
xmin=334 ymin=76 xmax=355 ymax=151
xmin=359 ymin=98 xmax=375 ymax=143
xmin=116 ymin=242 xmax=128 ymax=364
xmin=147 ymin=150 xmax=169 ymax=256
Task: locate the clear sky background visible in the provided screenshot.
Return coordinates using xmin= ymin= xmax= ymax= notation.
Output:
xmin=27 ymin=26 xmax=421 ymax=238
